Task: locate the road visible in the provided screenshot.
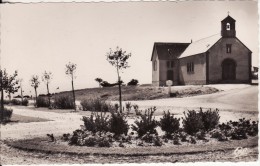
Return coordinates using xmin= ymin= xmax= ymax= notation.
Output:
xmin=126 ymin=85 xmax=258 ymax=113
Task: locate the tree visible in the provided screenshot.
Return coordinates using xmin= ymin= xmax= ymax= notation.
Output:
xmin=30 ymin=75 xmax=40 ymax=107
xmin=0 ymin=69 xmax=20 ymax=113
xmin=42 ymin=71 xmax=53 ymax=105
xmin=106 ymin=47 xmax=131 ymax=113
xmin=4 ymin=72 xmax=20 ymax=101
xmin=65 ymin=62 xmax=77 ymax=111
xmin=95 ymin=78 xmax=103 ymax=88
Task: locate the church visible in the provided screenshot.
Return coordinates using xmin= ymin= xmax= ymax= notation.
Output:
xmin=151 ymin=15 xmax=252 ymax=86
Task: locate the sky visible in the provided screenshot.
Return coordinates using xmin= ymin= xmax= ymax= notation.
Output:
xmin=0 ymin=1 xmax=259 ymax=96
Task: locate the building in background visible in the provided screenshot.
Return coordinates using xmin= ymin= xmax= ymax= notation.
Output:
xmin=151 ymin=15 xmax=252 ymax=86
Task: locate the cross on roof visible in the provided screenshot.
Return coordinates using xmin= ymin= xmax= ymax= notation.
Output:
xmin=228 ymin=11 xmax=230 ymax=15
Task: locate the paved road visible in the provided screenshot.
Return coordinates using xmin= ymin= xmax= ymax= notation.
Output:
xmin=126 ymin=85 xmax=258 ymax=113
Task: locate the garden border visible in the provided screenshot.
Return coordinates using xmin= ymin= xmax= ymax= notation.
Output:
xmin=5 ymin=136 xmax=258 ymax=157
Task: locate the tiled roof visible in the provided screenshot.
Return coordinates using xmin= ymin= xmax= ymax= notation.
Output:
xmin=179 ymin=34 xmax=221 ymax=58
xmin=151 ymin=42 xmax=190 ymax=61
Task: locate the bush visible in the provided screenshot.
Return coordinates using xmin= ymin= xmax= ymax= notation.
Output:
xmin=199 ymin=108 xmax=220 ymax=131
xmin=127 ymin=79 xmax=139 ymax=86
xmin=36 ymin=96 xmax=50 ymax=107
xmin=132 ymin=107 xmax=158 ymax=137
xmin=1 ymin=100 xmax=11 ymax=105
xmin=160 ymin=111 xmax=180 ymax=138
xmin=0 ymin=107 xmax=13 ymax=122
xmin=11 ymin=99 xmax=21 ymax=105
xmin=54 ymin=95 xmax=75 ymax=109
xmin=69 ymin=130 xmax=112 ymax=147
xmin=82 ymin=112 xmax=110 ymax=133
xmin=21 ymin=99 xmax=29 ymax=106
xmin=182 ymin=110 xmax=204 ymax=135
xmin=81 ymin=98 xmax=113 ymax=112
xmin=182 ymin=108 xmax=220 ymax=135
xmin=109 ymin=112 xmax=129 ymax=136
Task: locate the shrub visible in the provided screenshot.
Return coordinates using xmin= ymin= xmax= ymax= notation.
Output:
xmin=133 ymin=104 xmax=142 ymax=116
xmin=182 ymin=110 xmax=204 ymax=135
xmin=160 ymin=111 xmax=180 ymax=138
xmin=21 ymin=99 xmax=29 ymax=106
xmin=125 ymin=102 xmax=132 ymax=114
xmin=0 ymin=107 xmax=13 ymax=123
xmin=81 ymin=98 xmax=113 ymax=112
xmin=97 ymin=138 xmax=111 ymax=147
xmin=127 ymin=79 xmax=139 ymax=86
xmin=11 ymin=99 xmax=21 ymax=105
xmin=182 ymin=108 xmax=220 ymax=135
xmin=132 ymin=107 xmax=158 ymax=137
xmin=199 ymin=108 xmax=220 ymax=131
xmin=36 ymin=96 xmax=50 ymax=107
xmin=1 ymin=100 xmax=11 ymax=105
xmin=109 ymin=112 xmax=129 ymax=136
xmin=54 ymin=95 xmax=75 ymax=109
xmin=82 ymin=112 xmax=110 ymax=133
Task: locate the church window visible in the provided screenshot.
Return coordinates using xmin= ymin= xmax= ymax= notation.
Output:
xmin=226 ymin=23 xmax=230 ymax=30
xmin=167 ymin=61 xmax=174 ymax=68
xmin=226 ymin=44 xmax=232 ymax=53
xmin=153 ymin=60 xmax=157 ymax=71
xmin=187 ymin=62 xmax=194 ymax=73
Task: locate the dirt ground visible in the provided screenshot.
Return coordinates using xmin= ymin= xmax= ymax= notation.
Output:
xmin=0 ymin=84 xmax=258 ymax=164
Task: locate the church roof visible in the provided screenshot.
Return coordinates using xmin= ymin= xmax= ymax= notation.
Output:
xmin=221 ymin=15 xmax=236 ymax=22
xmin=179 ymin=34 xmax=221 ymax=58
xmin=151 ymin=42 xmax=190 ymax=61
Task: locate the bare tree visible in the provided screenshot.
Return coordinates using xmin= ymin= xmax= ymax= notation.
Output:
xmin=65 ymin=62 xmax=77 ymax=111
xmin=106 ymin=47 xmax=131 ymax=113
xmin=42 ymin=71 xmax=53 ymax=105
xmin=30 ymin=75 xmax=40 ymax=107
xmin=95 ymin=78 xmax=103 ymax=88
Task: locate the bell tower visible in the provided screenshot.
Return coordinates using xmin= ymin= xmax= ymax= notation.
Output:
xmin=221 ymin=14 xmax=236 ymax=38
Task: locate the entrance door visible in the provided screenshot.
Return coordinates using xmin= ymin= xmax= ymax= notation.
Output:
xmin=167 ymin=70 xmax=174 ymax=81
xmin=222 ymin=59 xmax=236 ymax=80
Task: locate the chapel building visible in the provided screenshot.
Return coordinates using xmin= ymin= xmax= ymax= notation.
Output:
xmin=151 ymin=15 xmax=252 ymax=86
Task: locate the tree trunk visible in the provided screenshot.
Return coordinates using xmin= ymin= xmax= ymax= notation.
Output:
xmin=34 ymin=87 xmax=37 ymax=107
xmin=116 ymin=65 xmax=122 ymax=113
xmin=72 ymin=79 xmax=76 ymax=111
xmin=8 ymin=92 xmax=11 ymax=101
xmin=1 ymin=89 xmax=4 ymax=121
xmin=47 ymin=83 xmax=51 ymax=106
xmin=20 ymin=86 xmax=23 ymax=105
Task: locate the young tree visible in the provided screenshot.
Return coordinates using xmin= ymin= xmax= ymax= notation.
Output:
xmin=0 ymin=69 xmax=20 ymax=110
xmin=95 ymin=78 xmax=103 ymax=88
xmin=19 ymin=79 xmax=24 ymax=104
xmin=42 ymin=71 xmax=53 ymax=105
xmin=30 ymin=75 xmax=40 ymax=107
xmin=106 ymin=47 xmax=131 ymax=113
xmin=65 ymin=62 xmax=77 ymax=111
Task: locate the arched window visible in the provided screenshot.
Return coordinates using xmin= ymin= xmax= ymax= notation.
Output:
xmin=226 ymin=23 xmax=230 ymax=30
xmin=153 ymin=60 xmax=157 ymax=71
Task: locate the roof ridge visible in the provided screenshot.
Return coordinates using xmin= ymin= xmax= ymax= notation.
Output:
xmin=154 ymin=42 xmax=190 ymax=44
xmin=193 ymin=33 xmax=220 ymax=43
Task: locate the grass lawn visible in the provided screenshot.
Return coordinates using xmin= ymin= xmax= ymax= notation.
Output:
xmin=8 ymin=114 xmax=50 ymax=124
xmin=54 ymin=85 xmax=220 ymax=101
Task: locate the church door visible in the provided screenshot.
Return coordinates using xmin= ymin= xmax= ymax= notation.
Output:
xmin=167 ymin=70 xmax=174 ymax=81
xmin=222 ymin=59 xmax=236 ymax=80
